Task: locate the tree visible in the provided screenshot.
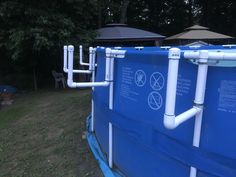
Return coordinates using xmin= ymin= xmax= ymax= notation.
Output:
xmin=195 ymin=0 xmax=236 ymax=36
xmin=0 ymin=0 xmax=97 ymax=90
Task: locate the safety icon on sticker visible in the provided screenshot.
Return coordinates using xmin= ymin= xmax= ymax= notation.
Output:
xmin=148 ymin=91 xmax=162 ymax=110
xmin=135 ymin=70 xmax=146 ymax=87
xmin=150 ymin=72 xmax=164 ymax=91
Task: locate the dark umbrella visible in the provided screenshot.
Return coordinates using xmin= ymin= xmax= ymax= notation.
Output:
xmin=96 ymin=24 xmax=165 ymax=42
xmin=166 ymin=25 xmax=233 ymax=40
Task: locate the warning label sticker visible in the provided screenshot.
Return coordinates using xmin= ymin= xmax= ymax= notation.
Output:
xmin=218 ymin=80 xmax=236 ymax=114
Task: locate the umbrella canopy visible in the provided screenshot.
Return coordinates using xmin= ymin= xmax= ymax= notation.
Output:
xmin=96 ymin=24 xmax=165 ymax=42
xmin=166 ymin=25 xmax=233 ymax=40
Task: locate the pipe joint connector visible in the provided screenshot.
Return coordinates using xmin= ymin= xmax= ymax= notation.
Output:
xmin=68 ymin=45 xmax=74 ymax=52
xmin=89 ymin=47 xmax=94 ymax=54
xmin=164 ymin=114 xmax=176 ymax=129
xmin=168 ymin=48 xmax=181 ymax=60
xmin=106 ymin=48 xmax=112 ymax=58
xmin=193 ymin=103 xmax=204 ymax=108
xmin=198 ymin=50 xmax=208 ymax=64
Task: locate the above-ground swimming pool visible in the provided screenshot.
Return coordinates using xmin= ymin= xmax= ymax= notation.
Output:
xmin=64 ymin=45 xmax=236 ymax=177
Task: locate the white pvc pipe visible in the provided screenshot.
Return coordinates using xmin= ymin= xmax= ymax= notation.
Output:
xmin=164 ymin=49 xmax=209 ymax=177
xmin=89 ymin=47 xmax=93 ymax=71
xmin=175 ymin=107 xmax=201 ymax=127
xmin=66 ymin=46 xmax=126 ymax=169
xmin=184 ymin=51 xmax=236 ymax=61
xmin=68 ymin=81 xmax=109 ymax=88
xmin=164 ymin=49 xmax=208 ymax=130
xmin=189 ymin=50 xmax=208 ymax=177
xmin=91 ymin=48 xmax=96 ymax=132
xmin=184 ymin=51 xmax=199 ymax=59
xmin=67 ymin=45 xmax=109 ymax=88
xmin=109 ymin=122 xmax=113 ymax=168
xmin=109 ymin=55 xmax=114 ymax=110
xmin=190 ymin=110 xmax=203 ymax=177
xmin=164 ymin=52 xmax=180 ymax=115
xmin=79 ymin=45 xmax=90 ymax=66
xmin=63 ymin=46 xmax=68 ymax=72
xmin=194 ymin=51 xmax=208 ymax=104
xmin=164 ymin=48 xmax=181 ymax=129
xmin=106 ymin=48 xmax=126 ymax=169
xmin=63 ymin=45 xmax=92 ymax=74
xmin=64 ymin=69 xmax=92 ymax=74
xmin=209 ymin=52 xmax=236 ymax=60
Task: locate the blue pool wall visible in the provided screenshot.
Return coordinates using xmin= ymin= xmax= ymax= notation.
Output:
xmin=92 ymin=46 xmax=236 ymax=177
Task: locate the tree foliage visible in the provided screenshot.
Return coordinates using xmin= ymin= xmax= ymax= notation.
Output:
xmin=0 ymin=0 xmax=97 ymax=89
xmin=0 ymin=0 xmax=235 ymax=89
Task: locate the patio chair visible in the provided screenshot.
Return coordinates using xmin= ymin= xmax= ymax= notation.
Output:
xmin=51 ymin=70 xmax=66 ymax=88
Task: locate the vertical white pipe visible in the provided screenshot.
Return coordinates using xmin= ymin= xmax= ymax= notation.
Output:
xmin=109 ymin=83 xmax=114 ymax=110
xmin=63 ymin=46 xmax=68 ymax=72
xmin=190 ymin=110 xmax=203 ymax=177
xmin=109 ymin=122 xmax=113 ymax=168
xmin=194 ymin=50 xmax=208 ymax=104
xmin=79 ymin=45 xmax=90 ymax=66
xmin=165 ymin=59 xmax=179 ymax=114
xmin=67 ymin=45 xmax=74 ymax=86
xmin=106 ymin=48 xmax=114 ymax=168
xmin=109 ymin=57 xmax=114 ymax=110
xmin=91 ymin=49 xmax=96 ymax=132
xmin=165 ymin=48 xmax=181 ymax=115
xmin=105 ymin=48 xmax=112 ymax=81
xmin=89 ymin=47 xmax=93 ymax=71
xmin=164 ymin=48 xmax=181 ymax=129
xmin=79 ymin=45 xmax=83 ymax=65
xmin=190 ymin=50 xmax=208 ymax=177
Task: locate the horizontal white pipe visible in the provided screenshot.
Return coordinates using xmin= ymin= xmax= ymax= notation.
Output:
xmin=68 ymin=81 xmax=109 ymax=88
xmin=222 ymin=44 xmax=236 ymax=48
xmin=63 ymin=68 xmax=92 ymax=74
xmin=184 ymin=51 xmax=199 ymax=59
xmin=184 ymin=51 xmax=236 ymax=60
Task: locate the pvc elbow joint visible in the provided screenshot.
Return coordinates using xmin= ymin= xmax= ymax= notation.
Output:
xmin=67 ymin=80 xmax=76 ymax=88
xmin=63 ymin=68 xmax=68 ymax=73
xmin=164 ymin=114 xmax=177 ymax=129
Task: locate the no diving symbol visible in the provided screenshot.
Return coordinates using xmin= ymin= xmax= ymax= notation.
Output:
xmin=150 ymin=72 xmax=165 ymax=91
xmin=148 ymin=91 xmax=163 ymax=110
xmin=135 ymin=70 xmax=146 ymax=87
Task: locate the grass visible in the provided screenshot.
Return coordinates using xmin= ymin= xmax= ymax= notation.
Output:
xmin=0 ymin=89 xmax=103 ymax=177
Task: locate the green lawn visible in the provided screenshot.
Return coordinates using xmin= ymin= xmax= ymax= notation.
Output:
xmin=0 ymin=89 xmax=103 ymax=177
